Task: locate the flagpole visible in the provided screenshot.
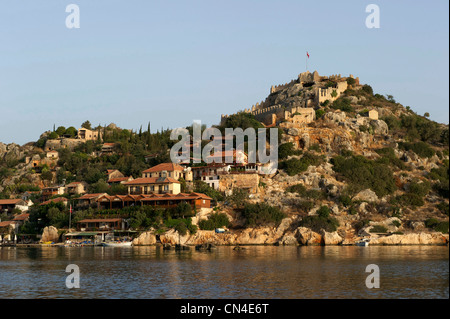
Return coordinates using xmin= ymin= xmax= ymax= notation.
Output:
xmin=69 ymin=203 xmax=72 ymax=231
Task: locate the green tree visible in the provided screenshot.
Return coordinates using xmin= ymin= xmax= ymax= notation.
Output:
xmin=81 ymin=121 xmax=92 ymax=130
xmin=55 ymin=126 xmax=66 ymax=136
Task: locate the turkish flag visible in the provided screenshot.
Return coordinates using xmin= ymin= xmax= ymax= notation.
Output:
xmin=307 ymin=52 xmax=310 ymax=58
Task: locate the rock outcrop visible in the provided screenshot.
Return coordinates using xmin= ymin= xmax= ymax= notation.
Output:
xmin=132 ymin=231 xmax=157 ymax=246
xmin=41 ymin=226 xmax=59 ymax=243
xmin=369 ymin=232 xmax=449 ymax=245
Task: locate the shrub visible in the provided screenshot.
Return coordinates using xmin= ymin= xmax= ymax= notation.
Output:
xmin=299 ymin=213 xmax=340 ymax=233
xmin=436 ymin=202 xmax=449 ymax=216
xmin=331 ymin=155 xmax=396 ymax=197
xmin=194 ymin=180 xmax=224 ymax=202
xmin=286 ymin=184 xmax=326 ymax=200
xmin=338 ymin=195 xmax=352 ymax=207
xmin=346 ymin=77 xmax=356 ymax=86
xmin=354 ymin=219 xmax=371 ymax=232
xmin=375 ymin=147 xmax=407 ymax=170
xmin=381 ymin=115 xmax=401 ymax=131
xmin=359 ymin=125 xmax=369 ymax=133
xmin=278 ymin=142 xmax=302 ymax=160
xmin=425 ymin=218 xmax=449 ymax=234
xmin=425 ymin=218 xmax=439 ymax=228
xmin=361 ymin=85 xmax=373 ymax=95
xmin=316 ymin=109 xmax=326 ymax=119
xmin=408 ymin=181 xmax=431 ymax=197
xmin=391 ymin=220 xmax=401 ymax=227
xmin=331 ymin=97 xmax=354 ymax=112
xmin=394 ymin=193 xmax=425 ymax=207
xmin=370 ymin=225 xmax=388 ymax=233
xmin=198 ymin=213 xmax=230 ymax=230
xmin=241 ymin=203 xmax=286 ymax=227
xmin=295 ymin=200 xmax=314 ymax=213
xmin=281 ymin=152 xmax=324 ymax=176
xmin=308 ymin=143 xmax=321 ymax=152
xmin=317 ymin=206 xmax=330 ymax=219
xmin=434 ymin=222 xmax=449 ymax=234
xmin=398 ymin=141 xmax=435 ymax=158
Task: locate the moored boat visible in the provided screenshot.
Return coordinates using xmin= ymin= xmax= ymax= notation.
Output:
xmin=102 ymin=241 xmax=133 ymax=247
xmin=355 ymin=238 xmax=370 ymax=247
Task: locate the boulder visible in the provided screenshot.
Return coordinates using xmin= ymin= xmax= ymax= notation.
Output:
xmin=353 ymin=189 xmax=379 ymax=202
xmin=321 ymin=230 xmax=343 ymax=245
xmin=370 ymin=119 xmax=389 ymax=135
xmin=160 ymin=229 xmax=190 ymax=245
xmin=132 ymin=231 xmax=157 ymax=246
xmin=41 ymin=226 xmax=59 ymax=243
xmin=296 ymin=227 xmax=322 ymax=245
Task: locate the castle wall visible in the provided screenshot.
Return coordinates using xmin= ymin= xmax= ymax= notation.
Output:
xmin=315 ymin=80 xmax=348 ymax=104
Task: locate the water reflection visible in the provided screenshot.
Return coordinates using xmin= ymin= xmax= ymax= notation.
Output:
xmin=0 ymin=245 xmax=448 ymax=299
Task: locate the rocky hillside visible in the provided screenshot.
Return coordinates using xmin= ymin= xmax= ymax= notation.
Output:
xmin=1 ymin=71 xmax=449 ymax=245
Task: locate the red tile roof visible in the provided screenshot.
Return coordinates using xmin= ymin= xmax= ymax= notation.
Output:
xmin=142 ymin=163 xmax=184 ymax=173
xmin=78 ymin=193 xmax=108 ymax=200
xmin=123 ymin=177 xmax=180 ymax=185
xmin=0 ymin=199 xmax=23 ymax=205
xmin=39 ymin=197 xmax=68 ymax=206
xmin=140 ymin=192 xmax=212 ymax=202
xmin=0 ymin=221 xmax=16 ymax=227
xmin=12 ymin=213 xmax=30 ymax=221
xmin=107 ymin=177 xmax=132 ymax=183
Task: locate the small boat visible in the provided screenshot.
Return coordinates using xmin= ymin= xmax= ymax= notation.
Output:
xmin=355 ymin=238 xmax=370 ymax=247
xmin=102 ymin=241 xmax=133 ymax=247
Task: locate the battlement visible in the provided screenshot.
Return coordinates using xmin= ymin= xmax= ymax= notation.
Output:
xmin=221 ymin=70 xmax=359 ymax=127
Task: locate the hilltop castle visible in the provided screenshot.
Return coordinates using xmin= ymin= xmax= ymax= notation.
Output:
xmin=221 ymin=70 xmax=360 ymax=126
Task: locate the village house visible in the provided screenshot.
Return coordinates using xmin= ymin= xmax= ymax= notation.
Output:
xmin=77 ymin=218 xmax=125 ymax=232
xmin=101 ymin=143 xmax=116 ymax=155
xmin=191 ymin=163 xmax=231 ymax=190
xmin=107 ymin=169 xmax=125 ymax=180
xmin=65 ymin=181 xmax=88 ymax=195
xmin=0 ymin=221 xmax=18 ymax=239
xmin=123 ymin=176 xmax=181 ymax=195
xmin=120 ymin=162 xmax=196 ymax=195
xmin=0 ymin=199 xmax=32 ymax=215
xmin=93 ymin=192 xmax=212 ymax=210
xmin=205 ymin=150 xmax=248 ymax=165
xmin=21 ymin=191 xmax=41 ymax=201
xmin=141 ymin=163 xmax=192 ymax=181
xmin=106 ymin=169 xmax=133 ymax=184
xmin=107 ymin=176 xmax=134 ymax=185
xmin=42 ymin=185 xmax=66 ymax=201
xmin=12 ymin=213 xmax=30 ymax=227
xmin=76 ymin=193 xmax=108 ymax=208
xmin=77 ymin=128 xmax=101 ymax=141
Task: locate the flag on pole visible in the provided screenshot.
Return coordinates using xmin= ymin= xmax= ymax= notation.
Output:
xmin=307 ymin=51 xmax=310 ymax=58
xmin=70 ymin=204 xmax=73 ymax=214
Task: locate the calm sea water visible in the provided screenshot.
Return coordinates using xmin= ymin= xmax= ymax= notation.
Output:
xmin=0 ymin=245 xmax=448 ymax=299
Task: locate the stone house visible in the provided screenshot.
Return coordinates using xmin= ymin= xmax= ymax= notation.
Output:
xmin=78 ymin=128 xmax=101 ymax=141
xmin=65 ymin=181 xmax=88 ymax=195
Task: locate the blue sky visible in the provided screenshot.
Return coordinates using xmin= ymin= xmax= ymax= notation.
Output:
xmin=0 ymin=0 xmax=448 ymax=145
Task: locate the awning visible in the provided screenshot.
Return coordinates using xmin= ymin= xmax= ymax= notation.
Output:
xmin=65 ymin=232 xmax=100 ymax=236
